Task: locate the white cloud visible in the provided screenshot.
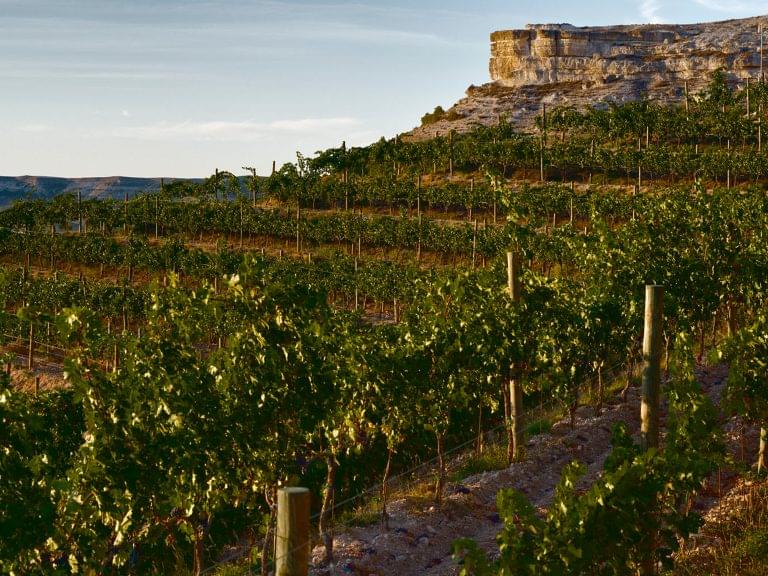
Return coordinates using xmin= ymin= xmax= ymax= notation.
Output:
xmin=640 ymin=0 xmax=665 ymax=23
xmin=692 ymin=0 xmax=768 ymax=13
xmin=268 ymin=118 xmax=360 ymax=132
xmin=114 ymin=117 xmax=361 ymax=142
xmin=121 ymin=110 xmax=130 ymax=117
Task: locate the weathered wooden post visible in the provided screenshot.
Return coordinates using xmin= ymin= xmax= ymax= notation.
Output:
xmin=296 ymin=204 xmax=300 ymax=253
xmin=468 ymin=177 xmax=474 ymax=221
xmin=239 ymin=202 xmax=244 ymax=249
xmin=641 ymin=285 xmax=664 ymax=451
xmin=77 ymin=190 xmax=83 ymax=235
xmin=275 ymin=487 xmax=310 ymax=576
xmin=507 ymin=251 xmax=524 ymax=461
xmin=417 ymin=178 xmax=422 ymax=261
xmin=27 ymin=321 xmax=34 ymax=371
xmin=123 ymin=190 xmax=129 ymax=234
xmin=155 ymin=181 xmax=161 ymax=239
xmin=354 ymin=258 xmax=359 ymax=312
xmin=34 ymin=375 xmax=40 ymax=394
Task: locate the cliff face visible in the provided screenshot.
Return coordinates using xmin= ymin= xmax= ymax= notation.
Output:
xmin=487 ymin=22 xmax=760 ymax=87
xmin=409 ymin=15 xmax=767 ymax=138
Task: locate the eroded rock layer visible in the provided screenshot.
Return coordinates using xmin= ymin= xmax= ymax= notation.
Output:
xmin=409 ymin=15 xmax=767 ymax=138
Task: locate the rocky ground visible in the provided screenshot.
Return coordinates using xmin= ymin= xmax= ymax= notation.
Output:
xmin=309 ymin=364 xmax=745 ymax=576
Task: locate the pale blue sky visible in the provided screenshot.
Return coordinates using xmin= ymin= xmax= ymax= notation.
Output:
xmin=2 ymin=0 xmax=767 ymax=177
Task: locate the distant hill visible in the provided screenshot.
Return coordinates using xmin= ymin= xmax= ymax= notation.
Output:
xmin=0 ymin=176 xmax=210 ymax=208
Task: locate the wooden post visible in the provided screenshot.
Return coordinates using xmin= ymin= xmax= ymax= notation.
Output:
xmin=155 ymin=192 xmax=160 ymax=239
xmin=471 ymin=219 xmax=478 ymax=269
xmin=123 ymin=190 xmax=128 ymax=234
xmin=507 ymin=252 xmax=523 ymax=461
xmin=27 ymin=321 xmax=34 ymax=371
xmin=758 ymin=427 xmax=767 ymax=474
xmin=507 ymin=251 xmax=521 ymax=301
xmin=448 ymin=130 xmax=454 ymax=177
xmin=684 ymin=81 xmax=690 ymax=117
xmin=747 ymin=77 xmax=751 ymax=117
xmin=354 ymin=258 xmax=359 ymax=311
xmin=240 ymin=203 xmax=244 ymax=249
xmin=640 ymin=285 xmax=663 ymax=576
xmin=641 ymin=285 xmax=664 ymax=451
xmin=272 ymin=160 xmax=276 ymax=175
xmin=344 ymin=169 xmax=349 ymax=211
xmin=417 ymin=182 xmax=422 ymax=261
xmin=469 ymin=177 xmax=474 ymax=221
xmin=77 ymin=190 xmax=83 ymax=235
xmin=295 ymin=204 xmax=300 ymax=253
xmin=34 ymin=375 xmax=40 ymax=394
xmin=275 ymin=487 xmax=310 ymax=576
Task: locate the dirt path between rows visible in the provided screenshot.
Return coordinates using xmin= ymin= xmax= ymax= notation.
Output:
xmin=311 ymin=365 xmax=731 ymax=576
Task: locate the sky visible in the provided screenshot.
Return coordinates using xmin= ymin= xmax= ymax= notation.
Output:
xmin=2 ymin=0 xmax=768 ymax=178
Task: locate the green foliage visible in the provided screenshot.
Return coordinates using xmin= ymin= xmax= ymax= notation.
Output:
xmin=421 ymin=106 xmax=463 ymax=126
xmin=719 ymin=308 xmax=768 ymax=424
xmin=453 ymin=334 xmax=724 ymax=575
xmin=0 ymin=377 xmax=84 ymax=573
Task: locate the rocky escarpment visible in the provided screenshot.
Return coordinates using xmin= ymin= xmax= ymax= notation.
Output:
xmin=409 ymin=15 xmax=768 ymax=138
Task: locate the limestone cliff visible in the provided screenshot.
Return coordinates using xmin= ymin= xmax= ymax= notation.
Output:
xmin=409 ymin=15 xmax=767 ymax=138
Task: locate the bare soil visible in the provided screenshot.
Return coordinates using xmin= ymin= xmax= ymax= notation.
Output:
xmin=310 ymin=365 xmax=734 ymax=576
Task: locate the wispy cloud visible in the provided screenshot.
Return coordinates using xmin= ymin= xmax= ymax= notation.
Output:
xmin=114 ymin=117 xmax=361 ymax=142
xmin=692 ymin=0 xmax=768 ymax=13
xmin=640 ymin=0 xmax=665 ymax=23
xmin=17 ymin=123 xmax=52 ymax=133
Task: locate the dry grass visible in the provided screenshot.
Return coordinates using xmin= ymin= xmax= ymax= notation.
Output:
xmin=673 ymin=478 xmax=768 ymax=576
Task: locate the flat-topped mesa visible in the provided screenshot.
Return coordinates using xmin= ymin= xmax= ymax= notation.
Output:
xmin=490 ymin=19 xmax=762 ymax=89
xmin=406 ymin=15 xmax=768 ymax=140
